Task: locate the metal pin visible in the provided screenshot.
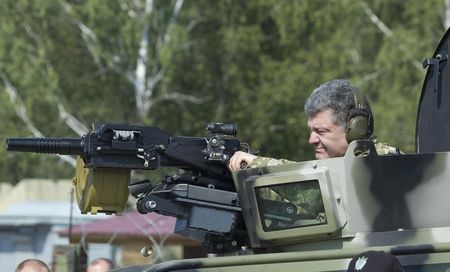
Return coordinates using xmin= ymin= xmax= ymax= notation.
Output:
xmin=141 ymin=246 xmax=153 ymax=257
xmin=146 ymin=201 xmax=157 ymax=209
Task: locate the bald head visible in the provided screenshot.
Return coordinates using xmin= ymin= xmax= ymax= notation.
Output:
xmin=87 ymin=258 xmax=113 ymax=272
xmin=15 ymin=259 xmax=50 ymax=272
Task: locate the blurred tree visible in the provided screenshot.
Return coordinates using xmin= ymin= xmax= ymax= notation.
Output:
xmin=358 ymin=0 xmax=445 ymax=151
xmin=0 ymin=0 xmax=446 ymax=183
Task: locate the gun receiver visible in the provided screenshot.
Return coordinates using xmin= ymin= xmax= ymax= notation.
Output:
xmin=6 ymin=123 xmax=240 ymax=184
xmin=6 ymin=122 xmax=249 ymax=252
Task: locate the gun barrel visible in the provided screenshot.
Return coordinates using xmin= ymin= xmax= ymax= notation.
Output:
xmin=5 ymin=138 xmax=84 ymax=155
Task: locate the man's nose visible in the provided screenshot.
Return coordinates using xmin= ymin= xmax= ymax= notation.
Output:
xmin=308 ymin=132 xmax=319 ymax=144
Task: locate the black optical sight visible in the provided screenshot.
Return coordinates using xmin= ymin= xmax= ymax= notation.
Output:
xmin=206 ymin=123 xmax=237 ymax=136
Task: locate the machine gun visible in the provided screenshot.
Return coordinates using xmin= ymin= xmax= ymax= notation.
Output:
xmin=6 ymin=122 xmax=251 ymax=252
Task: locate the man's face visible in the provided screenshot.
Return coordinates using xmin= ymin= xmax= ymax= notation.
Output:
xmin=307 ymin=109 xmax=348 ymax=159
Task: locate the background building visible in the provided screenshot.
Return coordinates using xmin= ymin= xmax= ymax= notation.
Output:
xmin=0 ymin=179 xmax=108 ymax=271
xmin=0 ymin=179 xmax=203 ymax=271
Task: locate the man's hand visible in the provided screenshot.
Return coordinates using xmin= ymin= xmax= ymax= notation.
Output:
xmin=228 ymin=151 xmax=256 ymax=170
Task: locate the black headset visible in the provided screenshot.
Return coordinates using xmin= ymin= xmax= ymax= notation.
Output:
xmin=346 ymin=89 xmax=373 ymax=142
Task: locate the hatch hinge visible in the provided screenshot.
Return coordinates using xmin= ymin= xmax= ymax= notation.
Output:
xmin=423 ymin=53 xmax=448 ymax=94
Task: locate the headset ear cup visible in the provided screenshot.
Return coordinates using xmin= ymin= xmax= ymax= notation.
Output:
xmin=346 ymin=109 xmax=369 ymax=142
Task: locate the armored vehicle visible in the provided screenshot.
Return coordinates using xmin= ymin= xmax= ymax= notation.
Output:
xmin=6 ymin=28 xmax=450 ymax=272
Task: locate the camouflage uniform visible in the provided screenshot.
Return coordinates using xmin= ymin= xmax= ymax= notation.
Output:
xmin=252 ymin=157 xmax=294 ymax=168
xmin=374 ymin=142 xmax=400 ymax=155
xmin=251 ymin=142 xmax=400 ymax=168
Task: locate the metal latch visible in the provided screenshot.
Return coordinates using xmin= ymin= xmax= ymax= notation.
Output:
xmin=423 ymin=53 xmax=448 ymax=94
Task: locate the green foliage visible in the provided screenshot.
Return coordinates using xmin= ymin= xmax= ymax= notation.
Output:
xmin=0 ymin=0 xmax=447 ymax=183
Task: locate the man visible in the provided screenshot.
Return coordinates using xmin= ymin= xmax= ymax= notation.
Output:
xmin=15 ymin=259 xmax=50 ymax=272
xmin=228 ymin=79 xmax=398 ymax=170
xmin=87 ymin=258 xmax=114 ymax=272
